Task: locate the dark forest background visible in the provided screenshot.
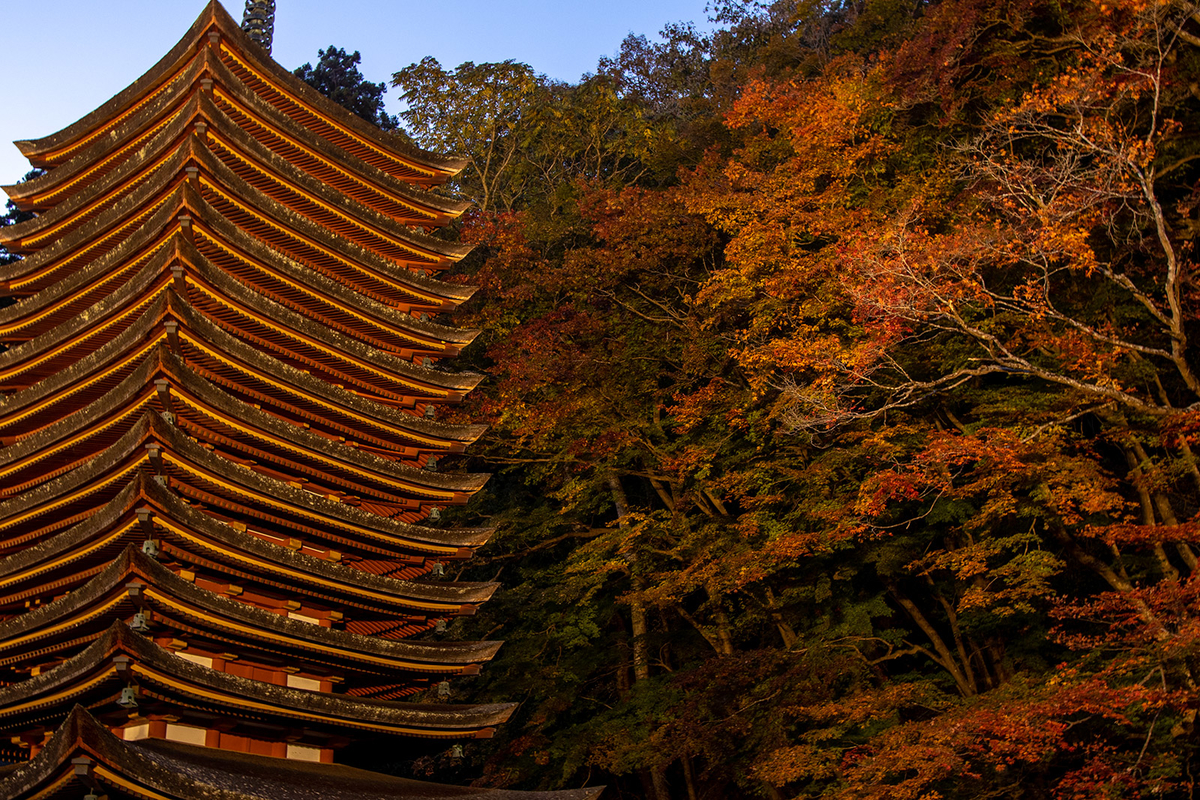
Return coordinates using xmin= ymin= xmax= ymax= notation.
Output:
xmin=12 ymin=0 xmax=1200 ymax=796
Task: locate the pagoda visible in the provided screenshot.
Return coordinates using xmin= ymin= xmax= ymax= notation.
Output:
xmin=0 ymin=3 xmax=594 ymax=798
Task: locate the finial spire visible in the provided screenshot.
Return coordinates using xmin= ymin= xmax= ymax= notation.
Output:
xmin=241 ymin=0 xmax=276 ymax=54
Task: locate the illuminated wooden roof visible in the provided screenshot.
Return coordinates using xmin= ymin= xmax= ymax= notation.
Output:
xmin=0 ymin=295 xmax=484 ymax=479
xmin=0 ymin=706 xmax=603 ymax=800
xmin=0 ymin=208 xmax=478 ymax=385
xmin=1 ymin=178 xmax=473 ymax=337
xmin=6 ymin=82 xmax=469 ymax=224
xmin=0 ymin=548 xmax=500 ymax=690
xmin=1 ymin=179 xmax=471 ymax=311
xmin=0 ymin=483 xmax=491 ymax=655
xmin=0 ymin=419 xmax=491 ymax=558
xmin=11 ymin=3 xmax=466 ymax=181
xmin=0 ymin=243 xmax=484 ymax=411
xmin=0 ymin=346 xmax=458 ymax=502
xmin=0 ymin=313 xmax=482 ymax=483
xmin=3 ymin=123 xmax=473 ymax=272
xmin=0 ymin=356 xmax=161 ymax=494
xmin=0 ymin=624 xmax=512 ymax=753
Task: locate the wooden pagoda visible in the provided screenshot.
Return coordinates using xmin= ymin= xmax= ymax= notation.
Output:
xmin=0 ymin=3 xmax=592 ymax=798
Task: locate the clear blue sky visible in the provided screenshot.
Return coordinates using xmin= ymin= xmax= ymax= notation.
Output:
xmin=1 ymin=0 xmax=713 ymax=185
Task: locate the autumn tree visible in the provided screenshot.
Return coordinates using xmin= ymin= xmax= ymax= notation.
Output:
xmin=676 ymin=0 xmax=1200 ymax=795
xmin=393 ymin=59 xmax=543 ymax=212
xmin=395 ymin=0 xmax=1200 ymax=798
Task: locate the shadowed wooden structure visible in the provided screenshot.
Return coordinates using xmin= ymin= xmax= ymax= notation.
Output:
xmin=0 ymin=4 xmax=597 ymax=798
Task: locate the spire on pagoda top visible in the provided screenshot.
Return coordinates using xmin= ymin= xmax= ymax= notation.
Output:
xmin=241 ymin=0 xmax=276 ymax=54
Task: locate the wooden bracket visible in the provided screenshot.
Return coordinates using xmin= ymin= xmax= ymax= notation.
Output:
xmin=145 ymin=444 xmax=164 ymax=474
xmin=163 ymin=319 xmax=181 ymax=352
xmin=154 ymin=379 xmax=176 ymax=421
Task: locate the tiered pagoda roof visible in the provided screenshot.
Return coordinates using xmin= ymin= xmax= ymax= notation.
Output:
xmin=0 ymin=2 xmax=595 ymax=797
xmin=0 ymin=706 xmax=602 ymax=800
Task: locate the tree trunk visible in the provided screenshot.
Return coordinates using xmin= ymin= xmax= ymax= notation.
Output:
xmin=890 ymin=585 xmax=978 ymax=696
xmin=761 ymin=782 xmax=785 ymax=800
xmin=1123 ymin=444 xmax=1181 ymax=581
xmin=707 ymin=584 xmax=735 ymax=657
xmin=681 ymin=757 xmax=699 ymax=800
xmin=609 ymin=474 xmax=670 ymax=800
xmin=613 ymin=612 xmax=631 ymax=699
xmin=1127 ymin=438 xmax=1200 ymax=573
xmin=1053 ymin=528 xmax=1167 ymax=636
xmin=764 ymin=587 xmax=798 ymax=649
xmin=610 ymin=475 xmax=652 ymax=681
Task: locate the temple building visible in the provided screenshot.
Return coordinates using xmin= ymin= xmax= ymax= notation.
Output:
xmin=0 ymin=3 xmax=596 ymax=798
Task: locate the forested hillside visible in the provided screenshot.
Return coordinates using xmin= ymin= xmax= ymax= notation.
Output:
xmin=377 ymin=0 xmax=1200 ymax=797
xmin=1 ymin=0 xmax=1191 ymax=797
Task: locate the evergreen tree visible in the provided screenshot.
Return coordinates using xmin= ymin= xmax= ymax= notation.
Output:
xmin=294 ymin=46 xmax=399 ymax=131
xmin=0 ymin=169 xmax=43 ymax=266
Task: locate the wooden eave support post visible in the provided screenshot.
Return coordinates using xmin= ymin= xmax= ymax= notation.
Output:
xmin=136 ymin=507 xmax=155 ymax=539
xmin=145 ymin=443 xmax=164 ymax=475
xmin=155 ymin=378 xmax=176 ymax=422
xmin=71 ymin=755 xmax=98 ymax=787
xmin=177 ymin=213 xmax=193 ymax=241
xmin=164 ymin=319 xmax=181 ymax=352
xmin=171 ymin=264 xmax=187 ymax=294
